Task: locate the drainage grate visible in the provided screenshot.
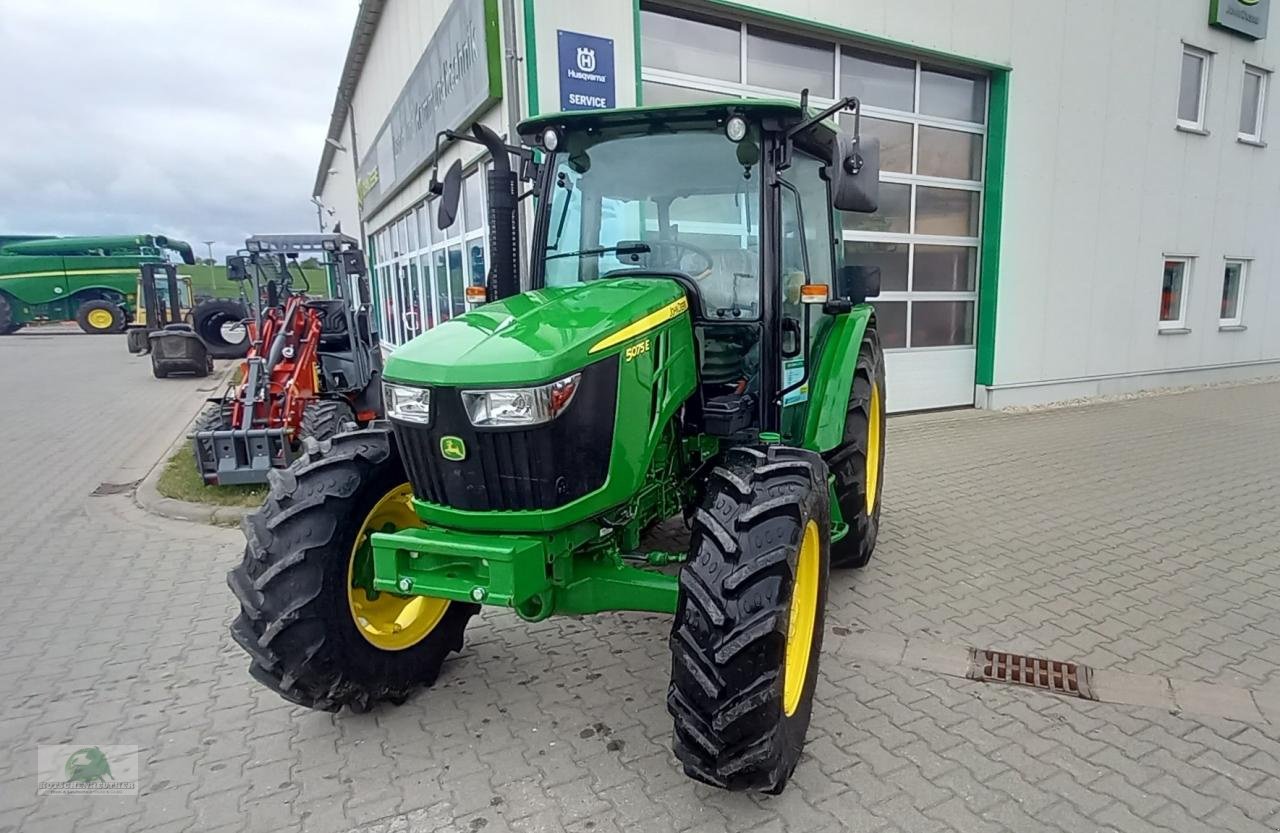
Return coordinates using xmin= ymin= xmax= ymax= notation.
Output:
xmin=967 ymin=650 xmax=1096 ymax=700
xmin=90 ymin=480 xmax=140 ymax=496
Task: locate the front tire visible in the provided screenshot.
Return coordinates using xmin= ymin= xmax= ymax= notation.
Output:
xmin=299 ymin=399 xmax=357 ymax=442
xmin=227 ymin=429 xmax=477 ymax=712
xmin=668 ymin=445 xmax=831 ymax=793
xmin=824 ymin=327 xmax=885 ymax=568
xmin=76 ymin=299 xmax=125 ymax=334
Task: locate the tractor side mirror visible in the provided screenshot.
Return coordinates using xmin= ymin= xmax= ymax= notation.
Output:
xmin=838 ymin=265 xmax=881 ymax=304
xmin=437 ymin=160 xmax=463 ymax=230
xmin=826 ymin=133 xmax=880 ymax=214
xmin=226 ymin=255 xmax=249 ymax=281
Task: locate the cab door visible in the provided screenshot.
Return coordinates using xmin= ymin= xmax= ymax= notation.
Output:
xmin=778 ymin=152 xmax=836 ymax=440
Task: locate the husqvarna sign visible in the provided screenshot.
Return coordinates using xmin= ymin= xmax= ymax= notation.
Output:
xmin=558 ymin=30 xmax=616 ymax=111
xmin=1211 ymin=0 xmax=1270 ymax=39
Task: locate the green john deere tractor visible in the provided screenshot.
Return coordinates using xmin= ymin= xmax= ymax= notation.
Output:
xmin=229 ymin=96 xmax=885 ymax=793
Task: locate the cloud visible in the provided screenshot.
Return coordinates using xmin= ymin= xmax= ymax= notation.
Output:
xmin=0 ymin=0 xmax=357 ymax=257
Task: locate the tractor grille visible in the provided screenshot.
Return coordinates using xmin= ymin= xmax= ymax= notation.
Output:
xmin=392 ymin=356 xmax=618 ymax=512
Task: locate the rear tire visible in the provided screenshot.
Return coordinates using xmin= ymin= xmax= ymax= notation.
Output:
xmin=299 ymin=399 xmax=357 ymax=442
xmin=668 ymin=445 xmax=830 ymax=793
xmin=227 ymin=429 xmax=477 ymax=712
xmin=76 ymin=299 xmax=125 ymax=335
xmin=193 ymin=299 xmax=250 ymax=359
xmin=824 ymin=327 xmax=885 ymax=569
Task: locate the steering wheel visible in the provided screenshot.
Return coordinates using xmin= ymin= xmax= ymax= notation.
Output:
xmin=647 ymin=240 xmax=716 ymax=280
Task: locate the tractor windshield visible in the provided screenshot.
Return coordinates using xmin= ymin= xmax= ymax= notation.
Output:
xmin=540 ymin=125 xmax=762 ymax=319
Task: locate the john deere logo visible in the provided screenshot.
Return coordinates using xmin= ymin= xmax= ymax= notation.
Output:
xmin=440 ymin=436 xmax=466 ymax=461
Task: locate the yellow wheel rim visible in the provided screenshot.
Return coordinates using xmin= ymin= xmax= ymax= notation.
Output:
xmin=783 ymin=521 xmax=821 ymax=717
xmin=866 ymin=382 xmax=882 ymax=515
xmin=86 ymin=309 xmax=115 ymax=330
xmin=346 ymin=483 xmax=449 ymax=651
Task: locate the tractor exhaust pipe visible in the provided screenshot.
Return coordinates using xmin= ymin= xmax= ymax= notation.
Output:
xmin=470 ymin=123 xmax=520 ymax=302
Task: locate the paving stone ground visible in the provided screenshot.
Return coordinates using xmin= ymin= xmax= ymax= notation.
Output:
xmin=1 ymin=332 xmax=1278 ymax=833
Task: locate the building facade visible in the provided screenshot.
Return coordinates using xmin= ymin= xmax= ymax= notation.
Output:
xmin=316 ymin=0 xmax=1278 ymax=411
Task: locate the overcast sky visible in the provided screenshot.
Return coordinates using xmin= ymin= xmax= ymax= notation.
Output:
xmin=0 ymin=0 xmax=357 ymax=258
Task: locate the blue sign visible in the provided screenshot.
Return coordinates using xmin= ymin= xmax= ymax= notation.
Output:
xmin=558 ymin=30 xmax=615 ymax=111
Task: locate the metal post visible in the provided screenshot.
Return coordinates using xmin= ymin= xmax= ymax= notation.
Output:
xmin=203 ymin=241 xmax=215 ymax=294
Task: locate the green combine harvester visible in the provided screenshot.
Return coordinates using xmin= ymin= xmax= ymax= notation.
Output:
xmin=0 ymin=234 xmax=196 ymax=334
xmin=230 ymin=95 xmax=886 ymax=793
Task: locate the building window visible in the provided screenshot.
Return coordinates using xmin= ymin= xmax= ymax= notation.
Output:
xmin=1239 ymin=65 xmax=1268 ymax=144
xmin=1220 ymin=259 xmax=1248 ymax=326
xmin=1178 ymin=46 xmax=1211 ymax=132
xmin=1159 ymin=257 xmax=1191 ymax=330
xmin=370 ymin=163 xmax=490 ymax=348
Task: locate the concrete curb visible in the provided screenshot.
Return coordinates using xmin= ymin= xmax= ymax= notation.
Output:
xmin=829 ymin=624 xmax=1280 ymax=729
xmin=132 ymin=364 xmax=257 ymax=528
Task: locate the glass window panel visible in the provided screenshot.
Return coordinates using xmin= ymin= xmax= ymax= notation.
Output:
xmin=406 ymin=213 xmax=419 ymax=252
xmin=448 ymin=246 xmax=465 ymax=317
xmin=435 ymin=249 xmax=451 ymax=322
xmin=840 ymin=47 xmax=915 ymax=112
xmin=1221 ymin=261 xmax=1244 ymax=321
xmin=467 ymin=236 xmax=486 ymax=288
xmin=418 ymin=254 xmax=435 ymax=329
xmin=843 ymin=182 xmax=910 ymax=234
xmin=406 ymin=261 xmax=422 ymax=336
xmin=745 ymin=27 xmax=834 ymax=97
xmin=844 ymin=241 xmax=908 ymax=292
xmin=417 ymin=205 xmax=432 ymax=247
xmin=917 ymin=126 xmax=982 ymax=180
xmin=641 ymin=7 xmax=740 ymax=81
xmin=642 ymin=81 xmax=727 ymax=106
xmin=916 ymin=187 xmax=979 ymax=237
xmin=874 ymin=301 xmax=907 ymax=348
xmin=1160 ymin=260 xmax=1185 ymax=322
xmin=1179 ymin=52 xmax=1204 ymax=124
xmin=911 ymin=300 xmax=974 ymax=346
xmin=841 ymin=114 xmax=912 ymax=173
xmin=914 ymin=245 xmax=977 ymax=292
xmin=920 ymin=65 xmax=987 ymax=123
xmin=464 ymin=170 xmax=485 ymax=232
xmin=1240 ymin=70 xmax=1263 ymax=136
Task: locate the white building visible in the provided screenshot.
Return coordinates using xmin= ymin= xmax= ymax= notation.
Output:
xmin=315 ymin=0 xmax=1278 ymax=411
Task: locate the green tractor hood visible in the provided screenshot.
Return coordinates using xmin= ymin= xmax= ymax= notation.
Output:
xmin=384 ymin=278 xmax=688 ymax=387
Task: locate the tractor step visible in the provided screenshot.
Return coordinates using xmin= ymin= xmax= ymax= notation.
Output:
xmin=193 ymin=427 xmax=295 ymax=486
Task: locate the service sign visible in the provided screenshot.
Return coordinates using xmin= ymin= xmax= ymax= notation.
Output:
xmin=558 ymin=30 xmax=616 ymax=111
xmin=1210 ymin=0 xmax=1270 ymax=39
xmin=356 ymin=0 xmax=501 ymax=217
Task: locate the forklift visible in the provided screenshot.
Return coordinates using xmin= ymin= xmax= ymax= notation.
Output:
xmin=126 ymin=262 xmax=213 ymax=378
xmin=192 ymin=234 xmax=382 ymax=485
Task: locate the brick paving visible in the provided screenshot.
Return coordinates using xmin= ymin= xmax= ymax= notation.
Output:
xmin=1 ymin=332 xmax=1278 ymax=832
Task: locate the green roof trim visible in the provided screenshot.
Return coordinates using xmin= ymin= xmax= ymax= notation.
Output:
xmin=522 ymin=0 xmax=539 ymax=117
xmin=975 ymin=69 xmax=1009 ymax=387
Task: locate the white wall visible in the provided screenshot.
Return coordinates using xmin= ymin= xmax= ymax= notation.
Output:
xmin=318 ymin=111 xmax=360 ymax=237
xmin=992 ymin=1 xmax=1280 ymax=399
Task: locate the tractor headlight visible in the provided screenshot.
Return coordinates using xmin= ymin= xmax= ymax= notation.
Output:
xmin=384 ymin=382 xmax=431 ymax=424
xmin=462 ymin=373 xmax=582 ymax=427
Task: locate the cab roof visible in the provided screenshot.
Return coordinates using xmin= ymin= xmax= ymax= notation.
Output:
xmin=517 ymin=98 xmax=842 ymax=145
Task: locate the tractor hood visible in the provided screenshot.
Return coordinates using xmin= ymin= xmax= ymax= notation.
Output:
xmin=383 ymin=278 xmax=688 ymax=387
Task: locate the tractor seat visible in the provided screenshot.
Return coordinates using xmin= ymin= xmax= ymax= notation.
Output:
xmin=304 ymin=300 xmax=350 ymax=351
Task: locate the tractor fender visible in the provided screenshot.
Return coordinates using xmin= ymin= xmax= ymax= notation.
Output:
xmin=801 ymin=305 xmax=875 ymax=454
